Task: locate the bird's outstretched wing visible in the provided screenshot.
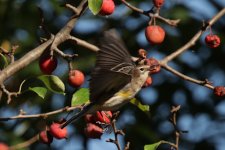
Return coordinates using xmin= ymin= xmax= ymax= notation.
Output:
xmin=90 ymin=30 xmax=134 ymax=103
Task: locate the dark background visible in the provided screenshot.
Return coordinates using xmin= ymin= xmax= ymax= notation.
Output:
xmin=0 ymin=0 xmax=225 ymax=150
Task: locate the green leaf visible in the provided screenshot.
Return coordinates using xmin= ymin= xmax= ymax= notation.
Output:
xmin=71 ymin=88 xmax=90 ymax=106
xmin=0 ymin=53 xmax=8 ymax=68
xmin=130 ymin=98 xmax=150 ymax=112
xmin=29 ymin=87 xmax=47 ymax=99
xmin=88 ymin=0 xmax=102 ymax=15
xmin=38 ymin=75 xmax=65 ymax=94
xmin=144 ymin=141 xmax=162 ymax=150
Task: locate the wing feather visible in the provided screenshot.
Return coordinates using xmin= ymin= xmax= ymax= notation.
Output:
xmin=90 ymin=30 xmax=134 ymax=103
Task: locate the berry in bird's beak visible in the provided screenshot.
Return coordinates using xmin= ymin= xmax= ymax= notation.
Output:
xmin=145 ymin=58 xmax=161 ymax=74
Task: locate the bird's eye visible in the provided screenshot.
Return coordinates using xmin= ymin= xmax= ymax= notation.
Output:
xmin=140 ymin=68 xmax=144 ymax=71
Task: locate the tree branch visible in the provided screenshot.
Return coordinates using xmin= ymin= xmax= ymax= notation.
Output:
xmin=120 ymin=0 xmax=180 ymax=26
xmin=9 ymin=135 xmax=39 ymax=150
xmin=0 ymin=37 xmax=54 ymax=85
xmin=0 ymin=0 xmax=88 ymax=85
xmin=160 ymin=63 xmax=214 ymax=89
xmin=106 ymin=112 xmax=126 ymax=150
xmin=69 ymin=36 xmax=100 ymax=52
xmin=160 ymin=8 xmax=225 ymax=64
xmin=0 ymin=106 xmax=80 ymax=121
xmin=50 ymin=0 xmax=88 ymax=52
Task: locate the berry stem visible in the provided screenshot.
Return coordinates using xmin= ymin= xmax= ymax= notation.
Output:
xmin=153 ymin=17 xmax=156 ymax=25
xmin=209 ymin=26 xmax=213 ymax=35
xmin=68 ymin=61 xmax=73 ymax=71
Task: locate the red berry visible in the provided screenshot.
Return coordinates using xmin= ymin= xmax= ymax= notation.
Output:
xmin=145 ymin=25 xmax=165 ymax=45
xmin=39 ymin=130 xmax=53 ymax=145
xmin=94 ymin=111 xmax=112 ymax=124
xmin=99 ymin=0 xmax=115 ymax=16
xmin=205 ymin=34 xmax=220 ymax=48
xmin=39 ymin=54 xmax=57 ymax=74
xmin=0 ymin=143 xmax=9 ymax=150
xmin=145 ymin=58 xmax=161 ymax=74
xmin=84 ymin=114 xmax=95 ymax=123
xmin=153 ymin=0 xmax=164 ymax=8
xmin=49 ymin=122 xmax=67 ymax=139
xmin=68 ymin=70 xmax=85 ymax=88
xmin=84 ymin=123 xmax=103 ymax=139
xmin=214 ymin=86 xmax=225 ymax=97
xmin=143 ymin=76 xmax=152 ymax=87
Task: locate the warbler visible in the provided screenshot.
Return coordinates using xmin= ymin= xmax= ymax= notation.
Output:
xmin=61 ymin=30 xmax=150 ymax=128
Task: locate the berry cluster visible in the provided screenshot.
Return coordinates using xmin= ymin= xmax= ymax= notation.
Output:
xmin=39 ymin=119 xmax=68 ymax=145
xmin=84 ymin=111 xmax=112 ymax=139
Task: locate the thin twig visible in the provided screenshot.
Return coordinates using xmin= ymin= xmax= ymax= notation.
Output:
xmin=161 ymin=8 xmax=225 ymax=64
xmin=0 ymin=84 xmax=19 ymax=104
xmin=120 ymin=0 xmax=180 ymax=26
xmin=69 ymin=35 xmax=100 ymax=52
xmin=106 ymin=120 xmax=121 ymax=150
xmin=9 ymin=134 xmax=39 ymax=150
xmin=54 ymin=47 xmax=78 ymax=60
xmin=0 ymin=106 xmax=81 ymax=121
xmin=169 ymin=105 xmax=181 ymax=150
xmin=160 ymin=140 xmax=176 ymax=148
xmin=65 ymin=3 xmax=79 ymax=14
xmin=38 ymin=7 xmax=51 ymax=37
xmin=155 ymin=15 xmax=180 ymax=26
xmin=106 ymin=112 xmax=126 ymax=150
xmin=124 ymin=142 xmax=130 ymax=150
xmin=160 ymin=63 xmax=214 ymax=90
xmin=50 ymin=0 xmax=88 ymax=52
xmin=121 ymin=0 xmax=144 ymax=14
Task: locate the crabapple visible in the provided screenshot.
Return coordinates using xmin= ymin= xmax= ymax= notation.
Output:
xmin=94 ymin=111 xmax=112 ymax=124
xmin=205 ymin=34 xmax=220 ymax=48
xmin=39 ymin=54 xmax=57 ymax=74
xmin=153 ymin=0 xmax=164 ymax=8
xmin=145 ymin=25 xmax=165 ymax=45
xmin=143 ymin=76 xmax=152 ymax=87
xmin=39 ymin=130 xmax=53 ymax=145
xmin=68 ymin=70 xmax=85 ymax=88
xmin=99 ymin=0 xmax=115 ymax=16
xmin=84 ymin=123 xmax=103 ymax=139
xmin=49 ymin=122 xmax=67 ymax=139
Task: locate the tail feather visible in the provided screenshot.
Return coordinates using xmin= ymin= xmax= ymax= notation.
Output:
xmin=61 ymin=103 xmax=95 ymax=128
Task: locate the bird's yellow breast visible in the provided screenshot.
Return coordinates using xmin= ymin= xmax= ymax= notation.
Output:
xmin=116 ymin=90 xmax=133 ymax=98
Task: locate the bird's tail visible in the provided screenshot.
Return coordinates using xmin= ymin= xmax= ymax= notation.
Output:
xmin=61 ymin=103 xmax=95 ymax=129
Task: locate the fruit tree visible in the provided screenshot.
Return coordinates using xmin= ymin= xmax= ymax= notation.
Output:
xmin=0 ymin=1 xmax=225 ymax=150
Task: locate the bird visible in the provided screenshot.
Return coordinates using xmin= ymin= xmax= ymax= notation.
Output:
xmin=61 ymin=30 xmax=150 ymax=128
